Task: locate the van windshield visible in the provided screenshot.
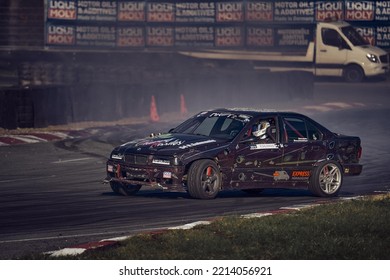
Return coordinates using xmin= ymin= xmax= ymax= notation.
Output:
xmin=341 ymin=26 xmax=368 ymax=46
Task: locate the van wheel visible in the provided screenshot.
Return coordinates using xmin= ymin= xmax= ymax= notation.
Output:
xmin=187 ymin=159 xmax=221 ymax=199
xmin=110 ymin=182 xmax=141 ymax=196
xmin=309 ymin=161 xmax=343 ymax=197
xmin=344 ymin=65 xmax=364 ymax=83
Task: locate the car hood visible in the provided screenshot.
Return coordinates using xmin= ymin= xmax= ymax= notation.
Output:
xmin=111 ymin=133 xmax=228 ymax=157
xmin=357 ymin=44 xmax=388 ymax=56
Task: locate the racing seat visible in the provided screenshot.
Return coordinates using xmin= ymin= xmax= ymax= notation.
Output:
xmin=266 ymin=125 xmax=276 ymax=142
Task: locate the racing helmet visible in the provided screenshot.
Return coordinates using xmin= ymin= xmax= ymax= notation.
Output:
xmin=252 ymin=121 xmax=270 ymax=139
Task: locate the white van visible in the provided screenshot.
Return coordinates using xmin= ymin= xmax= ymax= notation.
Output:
xmin=180 ymin=21 xmax=389 ymax=82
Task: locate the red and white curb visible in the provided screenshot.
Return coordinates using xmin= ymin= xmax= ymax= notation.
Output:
xmin=45 ymin=196 xmax=365 ymax=258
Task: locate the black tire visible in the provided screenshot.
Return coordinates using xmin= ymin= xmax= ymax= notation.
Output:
xmin=309 ymin=161 xmax=343 ymax=197
xmin=242 ymin=188 xmax=264 ymax=195
xmin=110 ymin=182 xmax=141 ymax=196
xmin=344 ymin=65 xmax=364 ymax=83
xmin=187 ymin=159 xmax=221 ymax=199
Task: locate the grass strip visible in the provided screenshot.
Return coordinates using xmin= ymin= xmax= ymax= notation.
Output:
xmin=39 ymin=194 xmax=390 ymax=260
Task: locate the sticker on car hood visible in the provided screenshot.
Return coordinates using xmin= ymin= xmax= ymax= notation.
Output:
xmin=179 ymin=139 xmax=216 ymax=150
xmin=135 ymin=138 xmax=185 ymax=148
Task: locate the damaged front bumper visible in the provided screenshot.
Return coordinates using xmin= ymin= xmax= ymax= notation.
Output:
xmin=103 ymin=160 xmax=186 ymax=191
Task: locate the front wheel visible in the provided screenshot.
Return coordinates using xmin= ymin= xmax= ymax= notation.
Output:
xmin=344 ymin=65 xmax=364 ymax=83
xmin=110 ymin=182 xmax=141 ymax=196
xmin=309 ymin=161 xmax=343 ymax=197
xmin=187 ymin=159 xmax=221 ymax=199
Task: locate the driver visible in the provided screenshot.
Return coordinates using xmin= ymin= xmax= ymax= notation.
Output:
xmin=252 ymin=120 xmax=270 ymax=140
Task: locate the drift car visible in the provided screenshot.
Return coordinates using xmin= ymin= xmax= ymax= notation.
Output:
xmin=104 ymin=108 xmax=362 ymax=199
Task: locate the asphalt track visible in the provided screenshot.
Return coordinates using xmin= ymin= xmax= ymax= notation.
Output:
xmin=0 ymin=80 xmax=389 ymax=259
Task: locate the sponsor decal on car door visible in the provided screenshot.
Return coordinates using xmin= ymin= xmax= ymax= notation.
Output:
xmin=231 ymin=117 xmax=283 ymax=187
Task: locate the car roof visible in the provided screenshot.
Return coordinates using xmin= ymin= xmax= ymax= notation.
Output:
xmin=209 ymin=108 xmax=300 ymax=118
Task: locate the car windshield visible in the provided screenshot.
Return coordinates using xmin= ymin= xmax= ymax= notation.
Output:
xmin=341 ymin=26 xmax=368 ymax=46
xmin=171 ymin=112 xmax=251 ymax=140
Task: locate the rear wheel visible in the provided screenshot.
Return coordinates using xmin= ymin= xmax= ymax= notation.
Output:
xmin=344 ymin=65 xmax=364 ymax=83
xmin=187 ymin=159 xmax=221 ymax=199
xmin=110 ymin=182 xmax=141 ymax=196
xmin=309 ymin=161 xmax=343 ymax=197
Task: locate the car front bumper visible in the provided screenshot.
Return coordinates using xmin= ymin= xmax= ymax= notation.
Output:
xmin=105 ymin=160 xmax=186 ymax=191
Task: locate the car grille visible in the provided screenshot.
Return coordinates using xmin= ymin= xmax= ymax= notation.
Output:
xmin=124 ymin=154 xmax=148 ymax=165
xmin=380 ymin=54 xmax=389 ymax=63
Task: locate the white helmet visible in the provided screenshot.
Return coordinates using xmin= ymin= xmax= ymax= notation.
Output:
xmin=252 ymin=121 xmax=270 ymax=139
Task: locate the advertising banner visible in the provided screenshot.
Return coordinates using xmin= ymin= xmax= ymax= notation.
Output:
xmin=274 ymin=1 xmax=315 ymax=22
xmin=345 ymin=0 xmax=375 ymax=21
xmin=117 ymin=27 xmax=145 ymax=47
xmin=246 ymin=26 xmax=274 ymax=47
xmin=376 ymin=25 xmax=390 ymax=47
xmin=215 ymin=26 xmax=244 ymax=46
xmin=216 ymin=1 xmax=244 ymax=22
xmin=315 ymin=1 xmax=344 ymax=21
xmin=47 ymin=0 xmax=77 ymax=20
xmin=275 ymin=26 xmax=313 ymax=47
xmin=146 ymin=2 xmax=175 ymax=22
xmin=375 ymin=1 xmax=390 ymax=21
xmin=45 ymin=0 xmax=390 ymax=50
xmin=76 ymin=1 xmax=117 ymax=21
xmin=175 ymin=26 xmax=214 ymax=47
xmin=146 ymin=26 xmax=174 ymax=46
xmin=245 ymin=1 xmax=273 ymax=21
xmin=46 ymin=24 xmax=75 ymax=45
xmin=175 ymin=2 xmax=215 ymax=22
xmin=118 ymin=1 xmax=146 ymax=21
xmin=355 ymin=26 xmax=376 ymax=45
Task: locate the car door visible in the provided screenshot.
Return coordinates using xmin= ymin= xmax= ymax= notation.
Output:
xmin=280 ymin=116 xmax=327 ymax=183
xmin=315 ymin=27 xmax=350 ymax=77
xmin=231 ymin=115 xmax=284 ymax=188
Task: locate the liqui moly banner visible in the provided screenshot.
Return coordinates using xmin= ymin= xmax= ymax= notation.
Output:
xmin=46 ymin=24 xmax=75 ymax=45
xmin=345 ymin=1 xmax=375 ymax=21
xmin=47 ymin=0 xmax=77 ymax=20
xmin=146 ymin=2 xmax=175 ymax=22
xmin=118 ymin=1 xmax=145 ymax=21
xmin=46 ymin=1 xmax=390 ymax=23
xmin=245 ymin=1 xmax=273 ymax=21
xmin=246 ymin=26 xmax=274 ymax=46
xmin=355 ymin=26 xmax=376 ymax=45
xmin=216 ymin=2 xmax=244 ymax=22
xmin=117 ymin=27 xmax=145 ymax=47
xmin=45 ymin=1 xmax=390 ymax=50
xmin=316 ymin=1 xmax=344 ymax=21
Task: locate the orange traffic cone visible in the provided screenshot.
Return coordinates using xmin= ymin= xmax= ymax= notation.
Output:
xmin=150 ymin=95 xmax=160 ymax=122
xmin=180 ymin=94 xmax=188 ymax=117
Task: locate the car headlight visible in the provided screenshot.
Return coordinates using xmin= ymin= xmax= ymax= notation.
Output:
xmin=366 ymin=53 xmax=379 ymax=63
xmin=151 ymin=156 xmax=181 ymax=166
